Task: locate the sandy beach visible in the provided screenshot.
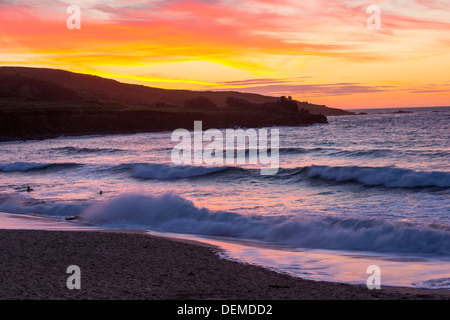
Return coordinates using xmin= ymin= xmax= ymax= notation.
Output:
xmin=0 ymin=229 xmax=449 ymax=300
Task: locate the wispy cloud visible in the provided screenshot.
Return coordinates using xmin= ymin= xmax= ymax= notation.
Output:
xmin=211 ymin=82 xmax=397 ymax=97
xmin=1 ymin=0 xmax=449 ymax=108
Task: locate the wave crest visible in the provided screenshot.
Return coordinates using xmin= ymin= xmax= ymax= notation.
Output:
xmin=78 ymin=192 xmax=450 ymax=255
xmin=0 ymin=162 xmax=81 ymax=172
xmin=306 ymin=165 xmax=450 ymax=188
xmin=129 ymin=163 xmax=231 ymax=180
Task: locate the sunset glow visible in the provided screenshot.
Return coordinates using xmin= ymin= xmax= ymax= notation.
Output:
xmin=1 ymin=0 xmax=449 ymax=109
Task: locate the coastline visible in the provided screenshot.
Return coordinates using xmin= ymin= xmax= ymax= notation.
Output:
xmin=1 ymin=228 xmax=449 ymax=300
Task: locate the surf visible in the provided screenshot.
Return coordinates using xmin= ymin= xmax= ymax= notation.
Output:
xmin=121 ymin=162 xmax=450 ymax=189
xmin=74 ymin=192 xmax=450 ymax=256
xmin=0 ymin=161 xmax=82 ymax=172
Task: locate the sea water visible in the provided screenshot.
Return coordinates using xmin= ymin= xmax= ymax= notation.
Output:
xmin=0 ymin=106 xmax=449 ymax=288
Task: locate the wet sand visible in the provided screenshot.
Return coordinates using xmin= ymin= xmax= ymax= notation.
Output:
xmin=0 ymin=229 xmax=449 ymax=300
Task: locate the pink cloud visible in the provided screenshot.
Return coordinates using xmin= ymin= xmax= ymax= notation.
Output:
xmin=211 ymin=82 xmax=397 ymax=97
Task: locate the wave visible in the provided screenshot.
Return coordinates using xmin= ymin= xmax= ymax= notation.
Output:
xmin=116 ymin=163 xmax=450 ymax=188
xmin=0 ymin=161 xmax=82 ymax=173
xmin=0 ymin=196 xmax=86 ymax=217
xmin=3 ymin=159 xmax=448 ymax=189
xmin=77 ymin=192 xmax=450 ymax=256
xmin=125 ymin=163 xmax=233 ymax=180
xmin=305 ymin=165 xmax=450 ymax=188
xmin=278 ymin=147 xmax=392 ymax=158
xmin=2 ymin=192 xmax=449 ymax=255
xmin=413 ymin=278 xmax=450 ymax=290
xmin=278 ymin=147 xmax=326 ymax=154
xmin=222 ymin=146 xmax=330 ymax=156
xmin=49 ymin=146 xmax=124 ymax=155
xmin=280 ymin=146 xmax=448 ymax=159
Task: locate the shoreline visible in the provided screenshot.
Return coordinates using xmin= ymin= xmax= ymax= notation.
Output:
xmin=0 ymin=228 xmax=449 ymax=300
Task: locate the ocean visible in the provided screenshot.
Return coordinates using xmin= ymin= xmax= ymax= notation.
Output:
xmin=1 ymin=106 xmax=449 ymax=289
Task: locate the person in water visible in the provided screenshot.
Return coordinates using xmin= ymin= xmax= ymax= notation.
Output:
xmin=27 ymin=185 xmax=33 ymax=192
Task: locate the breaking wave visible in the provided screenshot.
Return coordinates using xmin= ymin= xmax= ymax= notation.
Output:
xmin=120 ymin=163 xmax=450 ymax=188
xmin=2 ymin=192 xmax=449 ymax=255
xmin=124 ymin=163 xmax=232 ymax=180
xmin=305 ymin=165 xmax=450 ymax=188
xmin=2 ymin=159 xmax=448 ymax=189
xmin=77 ymin=192 xmax=450 ymax=256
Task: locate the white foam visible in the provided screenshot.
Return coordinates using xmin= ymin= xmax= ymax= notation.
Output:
xmin=130 ymin=163 xmax=228 ymax=180
xmin=307 ymin=165 xmax=450 ymax=188
xmin=413 ymin=277 xmax=450 ymax=289
xmin=78 ymin=192 xmax=450 ymax=256
xmin=3 ymin=192 xmax=449 ymax=255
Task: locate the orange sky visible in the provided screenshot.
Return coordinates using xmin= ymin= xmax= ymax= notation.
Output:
xmin=1 ymin=0 xmax=449 ymax=109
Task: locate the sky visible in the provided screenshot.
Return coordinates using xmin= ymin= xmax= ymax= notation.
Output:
xmin=1 ymin=0 xmax=449 ymax=109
